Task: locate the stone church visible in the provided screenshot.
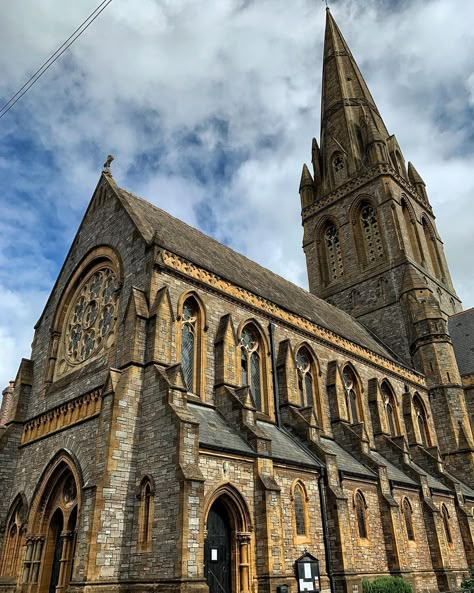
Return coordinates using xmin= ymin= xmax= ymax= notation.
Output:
xmin=1 ymin=8 xmax=474 ymax=593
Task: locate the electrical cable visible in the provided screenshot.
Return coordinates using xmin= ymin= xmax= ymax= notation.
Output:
xmin=0 ymin=0 xmax=113 ymax=121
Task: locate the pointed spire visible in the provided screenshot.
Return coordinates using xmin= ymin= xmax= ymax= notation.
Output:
xmin=320 ymin=10 xmax=389 ymax=192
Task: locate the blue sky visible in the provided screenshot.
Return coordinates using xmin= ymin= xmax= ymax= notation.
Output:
xmin=1 ymin=0 xmax=474 ymax=386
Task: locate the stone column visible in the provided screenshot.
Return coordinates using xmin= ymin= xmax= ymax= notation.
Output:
xmin=56 ymin=530 xmax=74 ymax=591
xmin=237 ymin=532 xmax=251 ymax=593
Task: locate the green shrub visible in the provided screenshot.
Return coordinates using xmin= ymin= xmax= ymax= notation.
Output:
xmin=461 ymin=567 xmax=474 ymax=592
xmin=362 ymin=576 xmax=412 ymax=593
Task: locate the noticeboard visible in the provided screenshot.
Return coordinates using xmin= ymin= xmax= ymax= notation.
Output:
xmin=294 ymin=552 xmax=320 ymax=593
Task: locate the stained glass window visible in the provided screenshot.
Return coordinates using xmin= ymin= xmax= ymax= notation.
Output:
xmin=414 ymin=396 xmax=430 ymax=447
xmin=296 ymin=349 xmax=314 ymax=408
xmin=65 ymin=267 xmax=119 ymax=365
xmin=360 ymin=203 xmax=384 ymax=264
xmin=181 ymin=300 xmax=197 ymax=392
xmin=343 ymin=367 xmax=359 ymax=424
xmin=324 ymin=224 xmax=344 ymax=281
xmin=294 ymin=484 xmax=307 ymax=536
xmin=403 ymin=498 xmax=415 ymax=541
xmin=381 ymin=382 xmax=397 ymax=436
xmin=442 ymin=504 xmax=452 ymax=544
xmin=241 ymin=327 xmax=263 ymax=412
xmin=355 ymin=492 xmax=368 ymax=539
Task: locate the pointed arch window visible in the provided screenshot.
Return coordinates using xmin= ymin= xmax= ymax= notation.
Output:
xmin=414 ymin=395 xmax=430 ymax=447
xmin=323 ymin=222 xmax=344 ymax=283
xmin=293 ymin=482 xmax=309 ymax=540
xmin=180 ymin=295 xmax=205 ymax=396
xmin=381 ymin=381 xmax=398 ymax=436
xmin=1 ymin=500 xmax=24 ymax=578
xmin=422 ymin=218 xmax=443 ymax=281
xmin=441 ymin=504 xmax=453 ymax=545
xmin=354 ymin=491 xmax=368 ymax=539
xmin=401 ymin=200 xmax=422 ymax=265
xmin=360 ymin=202 xmax=384 ymax=264
xmin=138 ymin=477 xmax=154 ymax=552
xmin=343 ymin=366 xmax=361 ymax=424
xmin=296 ymin=348 xmax=315 ymax=408
xmin=240 ymin=326 xmax=263 ymax=412
xmin=402 ymin=498 xmax=415 ymax=541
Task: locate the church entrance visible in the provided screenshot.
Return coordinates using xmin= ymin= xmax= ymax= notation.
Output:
xmin=22 ymin=456 xmax=80 ymax=593
xmin=204 ymin=487 xmax=252 ymax=593
xmin=47 ymin=510 xmax=63 ymax=593
xmin=205 ymin=500 xmax=232 ymax=593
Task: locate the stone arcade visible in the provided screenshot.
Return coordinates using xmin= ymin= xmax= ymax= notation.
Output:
xmin=1 ymin=9 xmax=474 ymax=593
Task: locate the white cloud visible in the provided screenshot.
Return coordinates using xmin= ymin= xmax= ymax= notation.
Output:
xmin=0 ymin=0 xmax=473 ymax=386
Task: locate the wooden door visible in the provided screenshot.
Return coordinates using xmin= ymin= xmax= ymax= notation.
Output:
xmin=205 ymin=501 xmax=232 ymax=593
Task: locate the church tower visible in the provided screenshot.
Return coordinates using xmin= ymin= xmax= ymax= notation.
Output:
xmin=301 ymin=8 xmax=461 ymax=365
xmin=301 ymin=9 xmax=474 ymax=480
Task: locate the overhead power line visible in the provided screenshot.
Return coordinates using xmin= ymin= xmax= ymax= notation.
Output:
xmin=0 ymin=0 xmax=113 ymax=121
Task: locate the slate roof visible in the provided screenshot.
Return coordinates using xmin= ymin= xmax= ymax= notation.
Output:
xmin=320 ymin=437 xmax=376 ymax=478
xmin=444 ymin=470 xmax=474 ymax=500
xmin=369 ymin=451 xmax=417 ymax=487
xmin=188 ymin=404 xmax=253 ymax=455
xmin=115 ymin=184 xmax=399 ymax=361
xmin=410 ymin=462 xmax=451 ymax=493
xmin=449 ymin=308 xmax=474 ymax=376
xmin=257 ymin=421 xmax=321 ymax=468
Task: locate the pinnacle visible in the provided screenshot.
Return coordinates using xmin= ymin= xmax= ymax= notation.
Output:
xmin=299 ymin=163 xmax=314 ymax=190
xmin=408 ymin=162 xmax=425 ymax=186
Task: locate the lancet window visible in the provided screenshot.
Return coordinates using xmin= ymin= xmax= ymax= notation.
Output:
xmin=402 ymin=498 xmax=415 ymax=541
xmin=296 ymin=348 xmax=315 ymax=408
xmin=360 ymin=202 xmax=384 ymax=264
xmin=293 ymin=482 xmax=308 ymax=539
xmin=240 ymin=325 xmax=263 ymax=412
xmin=401 ymin=200 xmax=422 ymax=265
xmin=138 ymin=477 xmax=154 ymax=552
xmin=441 ymin=504 xmax=453 ymax=545
xmin=343 ymin=366 xmax=361 ymax=424
xmin=381 ymin=381 xmax=398 ymax=436
xmin=181 ymin=298 xmax=198 ymax=391
xmin=413 ymin=395 xmax=430 ymax=447
xmin=323 ymin=222 xmax=344 ymax=282
xmin=422 ymin=218 xmax=443 ymax=280
xmin=1 ymin=499 xmax=24 ymax=578
xmin=355 ymin=491 xmax=368 ymax=539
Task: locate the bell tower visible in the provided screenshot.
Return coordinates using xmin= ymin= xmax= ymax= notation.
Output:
xmin=300 ymin=8 xmax=474 ymax=483
xmin=300 ymin=8 xmax=461 ymax=366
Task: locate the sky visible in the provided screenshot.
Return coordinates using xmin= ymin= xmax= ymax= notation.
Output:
xmin=0 ymin=0 xmax=473 ymax=386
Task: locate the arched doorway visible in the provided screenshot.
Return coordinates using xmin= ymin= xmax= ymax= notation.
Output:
xmin=23 ymin=456 xmax=80 ymax=593
xmin=205 ymin=500 xmax=232 ymax=593
xmin=204 ymin=487 xmax=252 ymax=593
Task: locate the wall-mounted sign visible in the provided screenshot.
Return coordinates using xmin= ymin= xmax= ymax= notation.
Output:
xmin=211 ymin=548 xmax=218 ymax=562
xmin=295 ymin=552 xmax=320 ymax=593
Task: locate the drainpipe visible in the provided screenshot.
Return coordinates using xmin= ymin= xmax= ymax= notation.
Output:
xmin=319 ymin=469 xmax=336 ymax=593
xmin=268 ymin=322 xmax=281 ymax=427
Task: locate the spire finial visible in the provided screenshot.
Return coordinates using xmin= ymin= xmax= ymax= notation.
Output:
xmin=322 ymin=0 xmax=329 ymax=7
xmin=103 ymin=154 xmax=114 ymax=176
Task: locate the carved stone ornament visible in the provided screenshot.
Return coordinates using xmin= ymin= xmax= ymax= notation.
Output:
xmin=57 ymin=266 xmax=119 ymax=376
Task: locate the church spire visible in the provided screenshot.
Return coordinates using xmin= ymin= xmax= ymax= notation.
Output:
xmin=319 ymin=9 xmax=390 ymax=193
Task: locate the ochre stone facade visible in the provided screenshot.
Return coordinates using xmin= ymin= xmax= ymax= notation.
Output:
xmin=1 ymin=8 xmax=474 ymax=593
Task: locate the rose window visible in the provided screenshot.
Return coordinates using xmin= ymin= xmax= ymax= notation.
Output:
xmin=65 ymin=267 xmax=119 ymax=364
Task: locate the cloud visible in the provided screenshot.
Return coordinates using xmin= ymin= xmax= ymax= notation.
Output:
xmin=0 ymin=0 xmax=473 ymax=386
